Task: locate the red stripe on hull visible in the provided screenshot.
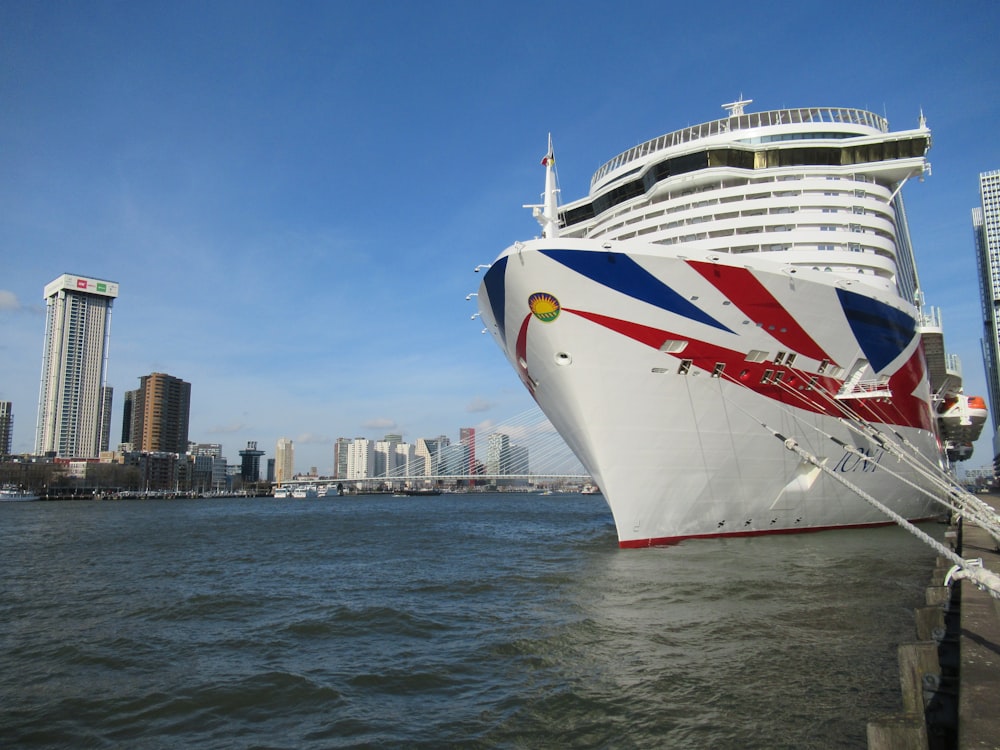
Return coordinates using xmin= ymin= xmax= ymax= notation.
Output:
xmin=618 ymin=517 xmax=941 ymax=548
xmin=687 ymin=260 xmax=831 ymax=363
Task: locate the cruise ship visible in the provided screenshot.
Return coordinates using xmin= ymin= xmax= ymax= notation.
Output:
xmin=476 ymin=99 xmax=984 ymax=547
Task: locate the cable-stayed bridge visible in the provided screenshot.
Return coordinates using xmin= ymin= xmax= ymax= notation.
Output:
xmin=284 ymin=407 xmax=592 ymax=490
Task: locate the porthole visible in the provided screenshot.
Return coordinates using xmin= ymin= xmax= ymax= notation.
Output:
xmin=555 ymin=352 xmax=572 ymax=366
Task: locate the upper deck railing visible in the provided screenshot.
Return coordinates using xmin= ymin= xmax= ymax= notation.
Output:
xmin=590 ymin=107 xmax=890 ymax=188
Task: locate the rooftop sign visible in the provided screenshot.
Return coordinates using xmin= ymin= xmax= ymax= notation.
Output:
xmin=44 ymin=274 xmax=120 ymax=299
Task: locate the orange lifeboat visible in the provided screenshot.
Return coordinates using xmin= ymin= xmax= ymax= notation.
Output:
xmin=936 ymin=394 xmax=987 ymax=458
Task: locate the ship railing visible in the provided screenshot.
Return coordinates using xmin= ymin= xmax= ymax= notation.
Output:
xmin=835 ymin=379 xmax=893 ymax=400
xmin=918 ymin=304 xmax=943 ymax=330
xmin=591 ymin=107 xmax=890 ymax=188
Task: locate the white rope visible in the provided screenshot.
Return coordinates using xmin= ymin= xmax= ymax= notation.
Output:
xmin=725 ymin=368 xmax=1000 ymax=548
xmin=769 ymin=426 xmax=1000 ymax=599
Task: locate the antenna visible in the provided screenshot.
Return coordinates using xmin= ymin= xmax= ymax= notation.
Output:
xmin=722 ymin=96 xmax=752 ymax=117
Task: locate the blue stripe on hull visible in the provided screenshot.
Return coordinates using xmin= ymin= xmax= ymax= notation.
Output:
xmin=483 ymin=256 xmax=509 ymax=345
xmin=539 ymin=248 xmax=731 ymax=333
xmin=836 ymin=287 xmax=916 ymax=372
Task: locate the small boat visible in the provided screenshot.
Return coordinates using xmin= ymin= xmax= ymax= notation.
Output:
xmin=273 ymin=486 xmax=291 ymax=499
xmin=937 ymin=394 xmax=988 ymax=446
xmin=291 ymin=486 xmax=319 ymax=499
xmin=580 ymin=484 xmax=601 ymax=495
xmin=403 ymin=488 xmax=442 ymax=496
xmin=0 ymin=486 xmax=39 ymax=502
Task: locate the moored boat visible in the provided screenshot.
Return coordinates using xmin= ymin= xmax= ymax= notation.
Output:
xmin=477 ymin=99 xmax=976 ymax=547
xmin=0 ymin=485 xmax=39 ymax=502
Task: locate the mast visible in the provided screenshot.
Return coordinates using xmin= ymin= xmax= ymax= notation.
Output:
xmin=526 ymin=133 xmax=560 ymax=238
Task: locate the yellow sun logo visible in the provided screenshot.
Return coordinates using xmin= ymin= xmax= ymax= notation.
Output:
xmin=528 ymin=292 xmax=560 ymax=322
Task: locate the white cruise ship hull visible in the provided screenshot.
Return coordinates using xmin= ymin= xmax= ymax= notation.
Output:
xmin=479 ymin=238 xmax=942 ymax=546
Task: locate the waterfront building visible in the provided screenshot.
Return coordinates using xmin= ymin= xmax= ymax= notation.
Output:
xmin=973 ymin=168 xmax=1000 ymax=467
xmin=275 ymin=438 xmax=294 ymax=485
xmin=485 ymin=432 xmax=529 ymax=479
xmin=188 ymin=442 xmax=222 ymax=459
xmin=415 ymin=436 xmax=449 ymax=476
xmin=333 ymin=437 xmax=350 ymax=479
xmin=346 ymin=438 xmax=375 ymax=479
xmin=460 ymin=427 xmax=476 ymax=475
xmin=0 ymin=401 xmax=12 ymax=455
xmin=374 ymin=437 xmax=399 ymax=477
xmin=486 ymin=433 xmax=509 ymax=476
xmin=394 ymin=442 xmax=418 ymax=477
xmin=507 ymin=444 xmax=530 ymax=476
xmin=439 ymin=442 xmax=471 ymax=477
xmin=128 ymin=373 xmax=191 ymax=454
xmin=190 ymin=452 xmax=224 ymax=493
xmin=121 ymin=390 xmax=135 ymax=444
xmin=35 ymin=273 xmax=119 ymax=457
xmin=136 ymin=451 xmax=178 ymax=491
xmin=239 ymin=441 xmax=264 ymax=482
xmin=99 ymin=386 xmax=113 ymax=456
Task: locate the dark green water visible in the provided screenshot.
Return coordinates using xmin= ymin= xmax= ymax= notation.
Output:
xmin=0 ymin=493 xmax=938 ymax=748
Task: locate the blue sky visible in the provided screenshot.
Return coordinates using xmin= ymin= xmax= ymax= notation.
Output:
xmin=2 ymin=1 xmax=999 ymax=474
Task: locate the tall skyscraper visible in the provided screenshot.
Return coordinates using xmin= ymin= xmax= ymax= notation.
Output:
xmin=0 ymin=401 xmax=12 ymax=454
xmin=275 ymin=437 xmax=294 ymax=484
xmin=973 ymin=168 xmax=1000 ymax=465
xmin=128 ymin=373 xmax=192 ymax=453
xmin=239 ymin=441 xmax=264 ymax=482
xmin=35 ymin=273 xmax=119 ymax=457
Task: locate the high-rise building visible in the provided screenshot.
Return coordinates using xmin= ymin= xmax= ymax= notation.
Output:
xmin=460 ymin=427 xmax=476 ymax=475
xmin=346 ymin=438 xmax=375 ymax=479
xmin=973 ymin=168 xmax=1000 ymax=465
xmin=415 ymin=435 xmax=449 ymax=476
xmin=35 ymin=273 xmax=119 ymax=457
xmin=99 ymin=386 xmax=113 ymax=455
xmin=0 ymin=401 xmax=12 ymax=454
xmin=486 ymin=433 xmax=509 ymax=476
xmin=129 ymin=373 xmax=191 ymax=454
xmin=239 ymin=441 xmax=264 ymax=482
xmin=334 ymin=437 xmax=351 ymax=478
xmin=121 ymin=389 xmax=136 ymax=444
xmin=275 ymin=438 xmax=294 ymax=484
xmin=394 ymin=442 xmax=418 ymax=477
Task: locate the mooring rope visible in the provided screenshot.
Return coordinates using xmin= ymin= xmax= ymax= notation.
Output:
xmin=712 ymin=370 xmax=1000 ymax=598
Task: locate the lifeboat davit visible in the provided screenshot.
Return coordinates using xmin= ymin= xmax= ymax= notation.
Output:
xmin=946 ymin=441 xmax=975 ymax=462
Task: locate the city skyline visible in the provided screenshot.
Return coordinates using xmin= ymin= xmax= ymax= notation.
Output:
xmin=2 ymin=3 xmax=999 ymax=473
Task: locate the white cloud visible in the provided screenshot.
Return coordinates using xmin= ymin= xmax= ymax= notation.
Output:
xmin=295 ymin=432 xmax=332 ymax=445
xmin=466 ymin=396 xmax=494 ymax=413
xmin=0 ymin=290 xmax=20 ymax=310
